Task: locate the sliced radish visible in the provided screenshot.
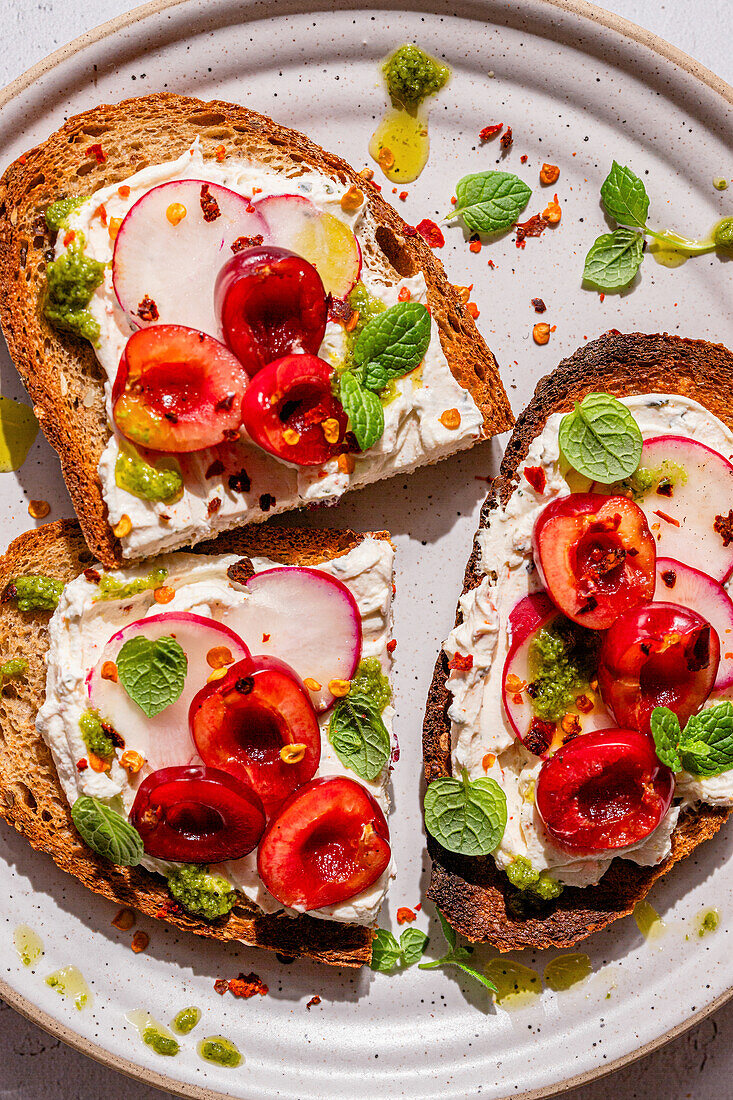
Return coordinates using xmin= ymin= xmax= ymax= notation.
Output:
xmin=502 ymin=592 xmax=611 ymax=756
xmin=636 ymin=436 xmax=733 ymax=583
xmin=255 ymin=194 xmax=361 ymax=298
xmin=222 ymin=567 xmax=362 ymax=712
xmin=88 ymin=612 xmax=250 ymax=769
xmin=112 ymin=180 xmax=268 ymax=338
xmin=655 ymin=557 xmax=733 ymax=690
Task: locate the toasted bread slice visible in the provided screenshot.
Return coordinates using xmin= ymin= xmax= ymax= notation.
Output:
xmin=423 ymin=332 xmax=733 ymax=952
xmin=0 ymin=92 xmax=512 ymax=569
xmin=0 ymin=518 xmax=395 ymax=967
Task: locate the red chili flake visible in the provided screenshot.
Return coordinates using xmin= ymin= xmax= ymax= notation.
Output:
xmin=83 ymin=568 xmax=101 ymax=584
xmin=531 ymin=297 xmax=546 ymax=313
xmin=487 ymin=258 xmax=496 ymax=269
xmin=500 ymin=126 xmax=513 ymax=150
xmin=262 ymin=632 xmax=270 ymax=642
xmin=524 ymin=717 xmax=555 ymax=756
xmin=207 ymin=497 xmax=222 ymax=515
xmin=399 ymin=190 xmax=408 ymax=201
xmin=306 ymin=995 xmax=322 ymax=1010
xmin=416 ymin=218 xmax=445 ymax=248
xmin=523 ymin=465 xmax=547 ymax=493
xmin=448 ymin=652 xmax=473 ymax=671
xmin=231 ymin=233 xmax=264 ymax=253
xmin=94 ymin=203 xmax=108 ymax=226
xmin=599 ymin=293 xmax=605 ymax=303
xmin=520 ymin=154 xmax=528 ymax=164
xmin=259 ymin=493 xmax=276 ymax=512
xmin=386 ymin=639 xmax=397 ymax=653
xmin=18 ymin=153 xmax=27 ymax=165
xmin=479 ymin=123 xmax=503 ymax=141
xmin=398 ymin=286 xmax=411 ymax=302
xmin=118 ymin=185 xmax=131 ymax=199
xmin=661 ymin=569 xmax=677 ymax=589
xmin=228 ymin=469 xmax=252 ymax=494
xmin=215 ymin=144 xmax=226 ymax=162
xmin=206 ymin=458 xmax=225 ymax=479
xmin=137 ymin=295 xmax=159 ymax=322
xmin=415 ymin=902 xmax=422 ymax=911
xmin=76 ymin=758 xmax=88 ymax=772
xmin=714 ymin=510 xmax=733 ymax=547
xmin=200 ymin=183 xmax=221 ymax=222
xmin=653 ymin=509 xmax=681 ymax=527
xmin=227 ymin=972 xmax=269 ymax=998
xmin=396 ymin=907 xmax=416 ymax=924
xmin=402 ymin=224 xmax=418 ymax=237
xmin=85 ymin=143 xmax=106 ymax=164
xmin=515 ymin=213 xmax=549 ymax=248
xmin=576 ymin=694 xmax=594 ymax=714
xmin=328 ymin=296 xmax=354 ymax=326
xmin=469 ymin=239 xmax=482 ymax=254
xmin=214 ymin=979 xmax=229 ymax=995
xmin=63 ymin=230 xmax=76 ymax=247
xmin=370 ymin=181 xmax=382 ymax=192
xmin=467 ymin=302 xmax=480 ymax=319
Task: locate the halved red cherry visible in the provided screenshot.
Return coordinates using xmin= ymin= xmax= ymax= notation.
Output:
xmin=257 ymin=776 xmax=391 ymax=910
xmin=240 ymin=353 xmax=348 ymax=466
xmin=129 ymin=764 xmax=265 ymax=862
xmin=536 ymin=728 xmax=675 ymax=854
xmin=112 ymin=325 xmax=249 ymax=452
xmin=532 ymin=493 xmax=656 ymax=629
xmin=215 ymin=245 xmax=328 ymax=376
xmin=189 ymin=655 xmax=321 ymax=815
xmin=598 ymin=602 xmax=720 ymax=735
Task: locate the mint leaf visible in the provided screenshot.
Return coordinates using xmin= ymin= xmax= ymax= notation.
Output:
xmin=399 ymin=927 xmax=429 ymax=967
xmin=370 ymin=929 xmax=402 ymax=971
xmin=338 ymin=371 xmax=384 ymax=451
xmin=600 ymin=162 xmax=650 ymax=229
xmin=329 ymin=692 xmax=391 ymax=781
xmin=650 ymin=707 xmax=682 ymax=772
xmin=679 ymin=702 xmax=733 ymax=777
xmin=71 ymin=796 xmax=144 ymax=866
xmin=451 ymin=170 xmax=532 ymax=234
xmin=353 ymin=302 xmax=431 ymax=392
xmin=583 ymin=227 xmax=645 ymax=290
xmin=424 ymin=769 xmax=507 ymax=856
xmin=117 ymin=635 xmax=187 ymax=718
xmin=558 ymin=392 xmax=643 ymax=483
xmin=437 ymin=908 xmax=457 ymax=951
xmin=450 ymin=958 xmax=498 ymax=991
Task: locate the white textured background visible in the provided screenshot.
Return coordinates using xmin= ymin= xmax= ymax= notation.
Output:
xmin=0 ymin=0 xmax=731 ymax=1097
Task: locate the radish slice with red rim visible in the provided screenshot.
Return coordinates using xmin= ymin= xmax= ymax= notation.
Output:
xmin=222 ymin=567 xmax=362 ymax=711
xmin=655 ymin=557 xmax=733 ymax=690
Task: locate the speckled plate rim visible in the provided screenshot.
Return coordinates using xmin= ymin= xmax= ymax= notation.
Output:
xmin=0 ymin=0 xmax=732 ymax=1097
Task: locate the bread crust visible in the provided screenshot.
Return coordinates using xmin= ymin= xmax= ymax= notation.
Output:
xmin=422 ymin=331 xmax=733 ymax=951
xmin=0 ymin=92 xmax=512 ymax=568
xmin=0 ymin=519 xmax=393 ymax=967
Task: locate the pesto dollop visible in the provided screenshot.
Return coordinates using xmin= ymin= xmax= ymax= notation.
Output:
xmin=616 ymin=458 xmax=687 ymax=502
xmin=506 ymin=855 xmax=564 ymax=900
xmin=95 ymin=567 xmax=168 ymax=602
xmin=4 ymin=574 xmax=63 ymax=611
xmin=528 ymin=616 xmax=600 ymax=723
xmin=142 ymin=1026 xmax=180 ymax=1057
xmin=115 ymin=446 xmax=183 ymax=504
xmin=172 ymin=1006 xmax=202 ymax=1035
xmin=45 ymin=196 xmax=87 ymax=232
xmin=350 ymin=656 xmax=391 ymax=712
xmin=79 ymin=709 xmax=114 ymax=758
xmin=44 ymin=234 xmax=105 ymax=345
xmin=198 ymin=1036 xmax=242 ymax=1068
xmin=0 ymin=657 xmax=28 ymax=685
xmin=714 ymin=217 xmax=733 ymax=249
xmin=166 ymin=864 xmax=236 ymax=920
xmin=344 ymin=282 xmax=386 ymax=358
xmin=383 ymin=44 xmax=449 ymax=107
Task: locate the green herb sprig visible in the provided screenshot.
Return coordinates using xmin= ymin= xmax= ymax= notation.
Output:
xmin=583 ymin=161 xmax=733 ymax=290
xmin=418 ymin=910 xmax=497 ymax=991
xmin=370 ymin=927 xmax=429 ymax=972
xmin=651 ymin=703 xmax=733 ymax=777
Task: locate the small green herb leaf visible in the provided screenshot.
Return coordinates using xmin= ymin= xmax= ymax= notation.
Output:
xmin=71 ymin=796 xmax=144 ymax=866
xmin=582 ymin=227 xmax=645 ymax=290
xmin=437 ymin=908 xmax=457 ymax=951
xmin=449 ymin=958 xmax=498 ymax=991
xmin=370 ymin=929 xmax=402 ymax=972
xmin=450 ymin=170 xmax=532 ymax=234
xmin=558 ymin=392 xmax=643 ymax=483
xmin=417 ymin=911 xmax=497 ymax=992
xmin=679 ymin=702 xmax=733 ymax=777
xmin=650 ymin=707 xmax=682 ymax=772
xmin=424 ymin=769 xmax=507 ymax=856
xmin=117 ymin=634 xmax=187 ymax=718
xmin=353 ymin=302 xmax=431 ymax=392
xmin=399 ymin=927 xmax=429 ymax=967
xmin=338 ymin=371 xmax=384 ymax=451
xmin=600 ymin=162 xmax=650 ymax=229
xmin=329 ymin=692 xmax=391 ymax=781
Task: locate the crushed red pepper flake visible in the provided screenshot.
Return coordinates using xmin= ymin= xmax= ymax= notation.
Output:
xmin=399 ymin=190 xmax=408 ymax=201
xmin=653 ymin=509 xmax=680 ymax=527
xmin=531 ymin=297 xmax=546 ymax=313
xmin=200 ymin=183 xmax=221 ymax=222
xmin=137 ymin=295 xmax=159 ymax=322
xmin=131 ymin=931 xmax=149 ymax=953
xmin=306 ymin=995 xmax=322 ymax=1010
xmin=207 ymin=497 xmax=222 ymax=515
xmin=386 ymin=639 xmax=397 ymax=653
xmin=479 ymin=123 xmax=503 ymax=141
xmin=520 ymin=154 xmax=528 ymax=164
xmin=402 ymin=223 xmax=418 ymax=238
xmin=85 ymin=143 xmax=106 ymax=164
xmin=94 ymin=203 xmax=108 ymax=226
xmin=84 ymin=568 xmax=101 ymax=584
xmin=523 ymin=465 xmax=547 ymax=493
xmin=63 ymin=230 xmax=76 ymax=247
xmin=396 ymin=907 xmax=417 ymax=924
xmin=448 ymin=652 xmax=473 ymax=671
xmin=328 ymin=296 xmax=354 ymax=326
xmin=76 ymin=758 xmax=88 ymax=772
xmin=228 ymin=469 xmax=252 ymax=494
xmin=500 ymin=126 xmax=513 ymax=150
xmin=416 ymin=218 xmax=445 ymax=248
xmin=515 ymin=213 xmax=549 ymax=248
xmin=487 ymin=258 xmax=496 ymax=269
xmin=231 ymin=233 xmax=264 ymax=253
xmin=224 ymin=972 xmax=269 ymax=998
xmin=715 ymin=510 xmax=733 ymax=547
xmin=206 ymin=458 xmax=225 ymax=479
xmin=259 ymin=492 xmax=276 ymax=512
xmin=469 ymin=239 xmax=482 ymax=254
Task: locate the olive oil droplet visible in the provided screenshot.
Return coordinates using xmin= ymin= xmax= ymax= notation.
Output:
xmin=543 ymin=952 xmax=592 ymax=991
xmin=14 ymin=925 xmax=44 ymax=968
xmin=45 ymin=966 xmax=92 ymax=1011
xmin=634 ymin=899 xmax=666 ymax=941
xmin=484 ymin=958 xmax=542 ymax=1006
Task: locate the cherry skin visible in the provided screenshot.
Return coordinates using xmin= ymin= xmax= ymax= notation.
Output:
xmin=257 ymin=775 xmax=391 ymax=910
xmin=536 ymin=728 xmax=675 ymax=854
xmin=189 ymin=654 xmax=321 ymax=816
xmin=112 ymin=325 xmax=249 ymax=452
xmin=240 ymin=353 xmax=349 ymax=466
xmin=598 ymin=601 xmax=720 ymax=735
xmin=532 ymin=493 xmax=656 ymax=630
xmin=128 ymin=764 xmax=265 ymax=862
xmin=215 ymin=245 xmax=328 ymax=376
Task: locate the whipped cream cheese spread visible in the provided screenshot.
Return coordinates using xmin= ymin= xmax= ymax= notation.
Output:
xmin=37 ymin=537 xmax=395 ymax=926
xmin=58 ymin=142 xmax=484 ymax=559
xmin=443 ymin=394 xmax=733 ymax=888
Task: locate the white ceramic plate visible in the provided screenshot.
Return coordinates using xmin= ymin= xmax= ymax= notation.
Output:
xmin=1 ymin=1 xmax=732 ymax=1097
